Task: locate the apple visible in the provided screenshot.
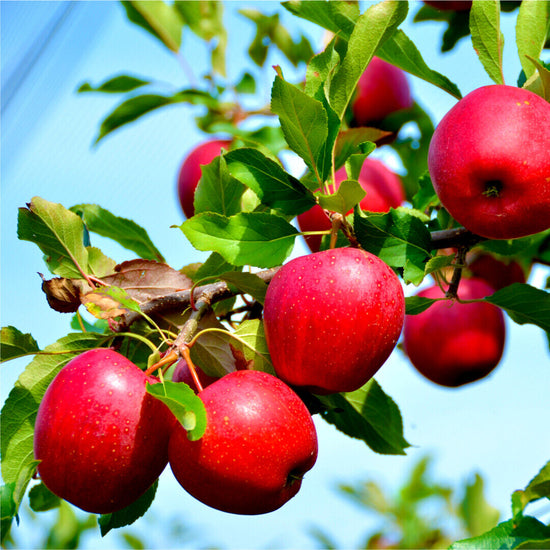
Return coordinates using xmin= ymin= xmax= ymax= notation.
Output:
xmin=428 ymin=85 xmax=550 ymax=240
xmin=168 ymin=370 xmax=318 ymax=515
xmin=172 ymin=358 xmax=219 ymax=390
xmin=33 ymin=348 xmax=176 ymax=514
xmin=263 ymin=247 xmax=405 ymax=394
xmin=177 ymin=139 xmax=232 ymax=218
xmin=403 ymin=278 xmax=506 ymax=387
xmin=351 ymin=57 xmax=413 ymax=130
xmin=297 ymin=159 xmax=404 ymax=252
xmin=466 ymin=251 xmax=527 ymax=291
xmin=423 ymin=1 xmax=472 ymax=10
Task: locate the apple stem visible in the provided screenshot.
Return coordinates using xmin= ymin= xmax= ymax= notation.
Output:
xmin=445 ymin=246 xmax=468 ymax=299
xmin=329 ymin=213 xmax=344 ymax=249
xmin=145 ymin=349 xmax=178 ymax=377
xmin=181 ymin=345 xmax=203 ymax=393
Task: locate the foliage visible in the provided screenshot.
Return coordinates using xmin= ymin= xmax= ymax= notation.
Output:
xmin=1 ymin=0 xmax=549 ymax=546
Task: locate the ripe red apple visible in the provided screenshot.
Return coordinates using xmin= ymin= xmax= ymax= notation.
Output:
xmin=351 ymin=56 xmax=413 ymax=129
xmin=466 ymin=251 xmax=527 ymax=291
xmin=297 ymin=159 xmax=404 ymax=252
xmin=168 ymin=370 xmax=318 ymax=515
xmin=177 ymin=139 xmax=231 ymax=218
xmin=428 ymin=85 xmax=550 ymax=240
xmin=172 ymin=358 xmax=218 ymax=390
xmin=34 ymin=348 xmax=176 ymax=514
xmin=263 ymin=247 xmax=405 ymax=394
xmin=423 ymin=1 xmax=472 ymax=10
xmin=403 ymin=278 xmax=506 ymax=387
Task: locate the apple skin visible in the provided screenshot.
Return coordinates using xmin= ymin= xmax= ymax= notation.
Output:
xmin=428 ymin=85 xmax=550 ymax=240
xmin=466 ymin=251 xmax=527 ymax=291
xmin=33 ymin=348 xmax=177 ymax=514
xmin=403 ymin=278 xmax=506 ymax=387
xmin=177 ymin=139 xmax=231 ymax=219
xmin=168 ymin=370 xmax=318 ymax=515
xmin=263 ymin=247 xmax=405 ymax=394
xmin=297 ymin=159 xmax=404 ymax=253
xmin=172 ymin=358 xmax=219 ymax=390
xmin=423 ymin=1 xmax=472 ymax=10
xmin=351 ymin=57 xmax=413 ymax=129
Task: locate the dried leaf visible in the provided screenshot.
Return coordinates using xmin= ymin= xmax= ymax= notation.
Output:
xmin=40 ymin=275 xmax=92 ymax=313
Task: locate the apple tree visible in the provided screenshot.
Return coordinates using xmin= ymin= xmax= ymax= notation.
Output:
xmin=2 ymin=1 xmax=550 ymax=547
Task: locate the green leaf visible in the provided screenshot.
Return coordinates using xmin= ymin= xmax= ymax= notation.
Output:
xmin=224 ymin=148 xmax=315 ymax=216
xmin=516 ymin=0 xmax=550 ymax=80
xmin=354 ymin=207 xmax=432 ymax=285
xmin=235 ymin=72 xmax=256 ymax=94
xmin=470 ymin=0 xmax=505 ymax=84
xmin=412 ymin=172 xmax=439 ymax=212
xmin=450 ymin=516 xmax=550 ymax=549
xmin=18 ymin=197 xmax=89 ymax=279
xmin=333 ymin=129 xmax=383 ymax=170
xmin=328 ymin=1 xmax=408 ymax=119
xmin=460 ymin=474 xmax=500 ymax=537
xmin=318 ymin=180 xmax=366 ymax=216
xmin=99 ymin=480 xmax=158 ymax=537
xmin=180 ymin=212 xmax=298 ymax=268
xmin=77 ymin=75 xmax=150 ymax=94
xmin=231 ymin=319 xmax=275 ymax=374
xmin=318 ymin=379 xmax=410 ymax=455
xmin=483 ymin=283 xmax=550 ymax=332
xmin=28 ymin=483 xmax=61 ymax=512
xmin=271 ymin=76 xmax=332 ymax=184
xmin=0 ymin=333 xmax=107 ymax=520
xmin=71 ymin=204 xmax=165 ymax=262
xmin=194 ymin=155 xmax=246 ymax=217
xmin=282 ymin=1 xmax=359 ymax=41
xmin=1 ymin=484 xmax=16 ymax=543
xmin=523 ymin=56 xmax=550 ymax=101
xmin=424 ymin=254 xmax=455 ymax=276
xmin=146 ymin=381 xmax=206 ymax=440
xmin=305 ymin=36 xmax=340 ymax=99
xmin=0 ymin=327 xmax=40 ymax=363
xmin=193 ymin=252 xmax=238 ymax=282
xmin=512 ymin=461 xmax=550 ymax=517
xmin=219 ymin=271 xmax=268 ymax=305
xmin=377 ymin=29 xmax=462 ymax=99
xmin=94 ymin=90 xmax=218 ymax=143
xmin=405 ymin=296 xmax=438 ymax=315
xmin=121 ymin=1 xmax=183 ymax=53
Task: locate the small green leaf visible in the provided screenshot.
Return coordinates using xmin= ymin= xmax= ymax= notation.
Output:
xmin=28 ymin=482 xmax=61 ymax=512
xmin=77 ymin=75 xmax=150 ymax=93
xmin=180 ymin=212 xmax=298 ymax=268
xmin=354 ymin=207 xmax=432 ymax=285
xmin=194 ymin=155 xmax=246 ymax=217
xmin=516 ymin=0 xmax=550 ymax=80
xmin=193 ymin=252 xmax=238 ymax=282
xmin=318 ymin=379 xmax=410 ymax=455
xmin=470 ymin=0 xmax=505 ymax=84
xmin=523 ymin=56 xmax=550 ymax=101
xmin=378 ymin=29 xmax=462 ymax=99
xmin=121 ymin=1 xmax=183 ymax=53
xmin=1 ymin=484 xmax=16 ymax=543
xmin=512 ymin=461 xmax=550 ymax=517
xmin=305 ymin=36 xmax=340 ymax=99
xmin=219 ymin=271 xmax=268 ymax=305
xmin=18 ymin=197 xmax=89 ymax=279
xmin=146 ymin=381 xmax=206 ymax=440
xmin=99 ymin=480 xmax=158 ymax=537
xmin=483 ymin=283 xmax=550 ymax=332
xmin=460 ymin=474 xmax=500 ymax=537
xmin=318 ymin=180 xmax=366 ymax=216
xmin=225 ymin=148 xmax=316 ymax=216
xmin=333 ymin=129 xmax=383 ymax=171
xmin=450 ymin=515 xmax=550 ymax=549
xmin=231 ymin=319 xmax=275 ymax=374
xmin=235 ymin=72 xmax=256 ymax=94
xmin=424 ymin=254 xmax=455 ymax=276
xmin=405 ymin=296 xmax=439 ymax=315
xmin=328 ymin=1 xmax=408 ymax=118
xmin=0 ymin=327 xmax=40 ymax=363
xmin=71 ymin=204 xmax=165 ymax=262
xmin=412 ymin=172 xmax=439 ymax=212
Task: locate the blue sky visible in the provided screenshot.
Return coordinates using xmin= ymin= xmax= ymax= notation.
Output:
xmin=1 ymin=2 xmax=549 ymax=548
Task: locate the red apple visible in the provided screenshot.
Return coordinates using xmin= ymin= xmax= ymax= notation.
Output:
xmin=423 ymin=1 xmax=472 ymax=10
xmin=168 ymin=370 xmax=318 ymax=515
xmin=297 ymin=159 xmax=404 ymax=252
xmin=466 ymin=251 xmax=527 ymax=291
xmin=177 ymin=139 xmax=231 ymax=218
xmin=403 ymin=278 xmax=506 ymax=387
xmin=351 ymin=57 xmax=413 ymax=129
xmin=172 ymin=358 xmax=218 ymax=390
xmin=34 ymin=348 xmax=176 ymax=514
xmin=263 ymin=247 xmax=405 ymax=394
xmin=428 ymin=85 xmax=550 ymax=240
